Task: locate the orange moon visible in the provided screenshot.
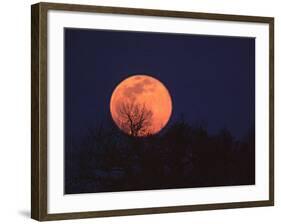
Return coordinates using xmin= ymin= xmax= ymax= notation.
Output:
xmin=110 ymin=74 xmax=172 ymax=137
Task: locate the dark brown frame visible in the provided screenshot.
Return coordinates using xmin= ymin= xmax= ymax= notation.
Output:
xmin=31 ymin=2 xmax=274 ymax=221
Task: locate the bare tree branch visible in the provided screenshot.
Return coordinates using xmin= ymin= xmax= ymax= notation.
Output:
xmin=116 ymin=101 xmax=153 ymax=137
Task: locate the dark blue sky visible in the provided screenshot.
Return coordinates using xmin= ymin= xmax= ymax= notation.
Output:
xmin=64 ymin=28 xmax=255 ymax=141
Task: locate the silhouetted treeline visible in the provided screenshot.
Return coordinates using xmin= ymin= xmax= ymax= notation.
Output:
xmin=65 ymin=119 xmax=255 ymax=194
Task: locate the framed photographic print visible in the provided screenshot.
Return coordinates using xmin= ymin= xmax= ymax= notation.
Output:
xmin=31 ymin=2 xmax=274 ymax=221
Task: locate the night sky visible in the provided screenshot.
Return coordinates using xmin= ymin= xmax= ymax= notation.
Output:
xmin=64 ymin=28 xmax=255 ymax=142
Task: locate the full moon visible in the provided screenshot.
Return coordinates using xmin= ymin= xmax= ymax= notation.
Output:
xmin=110 ymin=74 xmax=172 ymax=137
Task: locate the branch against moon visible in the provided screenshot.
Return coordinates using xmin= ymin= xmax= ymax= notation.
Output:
xmin=110 ymin=75 xmax=172 ymax=136
xmin=116 ymin=101 xmax=153 ymax=137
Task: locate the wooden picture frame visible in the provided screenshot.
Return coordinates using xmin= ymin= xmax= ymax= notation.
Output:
xmin=31 ymin=2 xmax=274 ymax=221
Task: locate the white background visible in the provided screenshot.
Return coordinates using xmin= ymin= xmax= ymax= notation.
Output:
xmin=48 ymin=10 xmax=269 ymax=213
xmin=0 ymin=0 xmax=279 ymax=223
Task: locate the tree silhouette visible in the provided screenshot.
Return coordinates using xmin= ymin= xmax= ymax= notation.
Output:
xmin=116 ymin=102 xmax=153 ymax=137
xmin=65 ymin=117 xmax=255 ymax=194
